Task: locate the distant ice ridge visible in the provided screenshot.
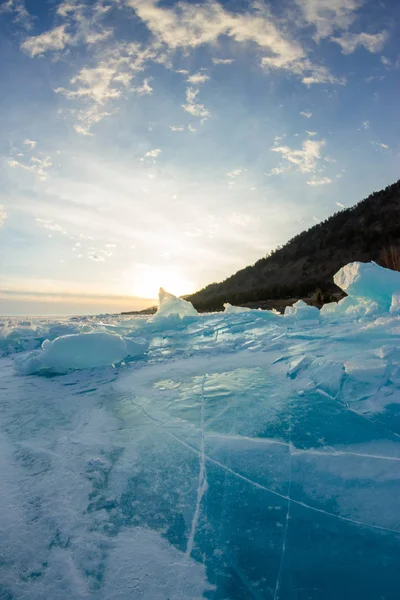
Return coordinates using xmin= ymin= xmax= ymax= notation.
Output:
xmin=4 ymin=261 xmax=400 ymax=375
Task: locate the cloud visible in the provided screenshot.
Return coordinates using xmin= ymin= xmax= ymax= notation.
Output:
xmin=140 ymin=148 xmax=161 ymax=161
xmin=55 ymin=1 xmax=114 ymax=46
xmin=332 ymin=31 xmax=388 ymax=54
xmin=134 ymin=78 xmax=153 ymax=95
xmin=56 ymin=63 xmax=130 ymax=104
xmin=305 ymin=130 xmax=317 ymax=136
xmin=300 ymin=62 xmax=346 ymax=86
xmin=73 ymin=105 xmax=115 ymax=135
xmin=212 ymin=58 xmax=234 ymax=65
xmin=88 ymin=252 xmax=105 ymax=262
xmin=187 ymin=72 xmax=210 ymax=85
xmin=188 ymin=124 xmax=196 ymax=132
xmin=229 ymin=212 xmax=254 ymax=227
xmin=8 ymin=153 xmax=52 ymax=180
xmin=55 ymin=43 xmax=157 ymax=133
xmin=169 ymin=125 xmax=184 ymax=131
xmin=306 ymin=176 xmax=333 ymax=185
xmin=0 ymin=204 xmax=7 ymax=227
xmin=300 ymin=111 xmax=312 ymax=118
xmin=271 ymin=139 xmax=326 ymax=173
xmin=371 ymin=141 xmax=389 ymax=150
xmin=362 ymin=120 xmax=369 ymax=129
xmin=23 ymin=138 xmax=37 ymax=149
xmin=226 ymin=168 xmax=246 ymax=178
xmin=268 ymin=165 xmax=287 ymax=176
xmin=127 ymin=0 xmax=339 ymax=84
xmin=21 ymin=25 xmax=72 ymax=57
xmin=36 ymin=218 xmax=67 ymax=233
xmin=0 ymin=0 xmax=32 ymax=29
xmin=85 ymin=28 xmax=113 ymax=45
xmin=182 ymin=86 xmax=210 ymax=119
xmin=336 ymin=201 xmax=345 ymax=208
xmin=294 ymin=0 xmax=361 ymax=41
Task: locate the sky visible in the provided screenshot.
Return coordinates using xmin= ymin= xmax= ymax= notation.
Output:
xmin=0 ymin=0 xmax=399 ymax=315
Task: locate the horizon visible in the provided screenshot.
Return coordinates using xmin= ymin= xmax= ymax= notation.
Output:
xmin=1 ymin=0 xmax=399 ymax=316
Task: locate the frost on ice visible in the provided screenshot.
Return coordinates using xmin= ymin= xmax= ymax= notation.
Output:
xmin=1 ymin=262 xmax=400 ymax=599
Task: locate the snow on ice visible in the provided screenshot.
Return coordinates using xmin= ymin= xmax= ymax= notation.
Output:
xmin=1 ymin=262 xmax=400 ymax=599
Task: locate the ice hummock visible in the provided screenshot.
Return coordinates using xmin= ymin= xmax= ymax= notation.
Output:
xmin=14 ymin=332 xmax=130 ymax=375
xmin=1 ymin=261 xmax=400 ymax=599
xmin=153 ymin=287 xmax=199 ymax=320
xmin=334 ymin=261 xmax=400 ymax=310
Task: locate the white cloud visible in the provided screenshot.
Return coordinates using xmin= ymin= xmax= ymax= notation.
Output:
xmin=0 ymin=204 xmax=7 ymax=227
xmin=36 ymin=218 xmax=66 ymax=233
xmin=336 ymin=201 xmax=345 ymax=208
xmin=56 ymin=1 xmax=114 ymax=46
xmin=305 ymin=130 xmax=317 ymax=136
xmin=73 ymin=105 xmax=115 ymax=135
xmin=23 ymin=138 xmax=37 ymax=149
xmin=271 ymin=139 xmax=326 ymax=173
xmin=127 ymin=0 xmax=300 ymax=56
xmin=185 ymin=87 xmax=198 ymax=103
xmin=332 ymin=31 xmax=388 ymax=54
xmin=365 ymin=74 xmax=385 ymax=83
xmin=381 ymin=56 xmax=391 ymax=67
xmin=362 ymin=120 xmax=369 ymax=129
xmin=55 ymin=43 xmax=157 ymax=133
xmin=188 ymin=124 xmax=196 ymax=132
xmin=371 ymin=141 xmax=389 ymax=150
xmin=8 ymin=154 xmax=52 ymax=180
xmin=141 ymin=148 xmax=161 ymax=161
xmin=229 ymin=212 xmax=254 ymax=227
xmin=134 ymin=78 xmax=153 ymax=95
xmin=21 ymin=25 xmax=72 ymax=57
xmin=212 ymin=58 xmax=234 ymax=65
xmin=0 ymin=0 xmax=32 ymax=29
xmin=300 ymin=62 xmax=346 ymax=85
xmin=306 ymin=176 xmax=333 ymax=186
xmin=187 ymin=72 xmax=210 ymax=85
xmin=56 ymin=63 xmax=130 ymax=104
xmin=88 ymin=252 xmax=105 ymax=262
xmin=300 ymin=111 xmax=312 ymax=118
xmin=85 ymin=28 xmax=113 ymax=45
xmin=169 ymin=125 xmax=184 ymax=131
xmin=226 ymin=168 xmax=245 ymax=178
xmin=126 ymin=0 xmax=338 ymax=84
xmin=268 ymin=165 xmax=287 ymax=176
xmin=182 ymin=86 xmax=210 ymax=119
xmin=295 ymin=0 xmax=361 ymax=41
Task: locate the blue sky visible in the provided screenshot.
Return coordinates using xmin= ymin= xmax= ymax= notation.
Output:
xmin=0 ymin=0 xmax=399 ymax=315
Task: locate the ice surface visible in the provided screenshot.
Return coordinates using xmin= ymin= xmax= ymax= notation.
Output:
xmin=1 ymin=264 xmax=400 ymax=599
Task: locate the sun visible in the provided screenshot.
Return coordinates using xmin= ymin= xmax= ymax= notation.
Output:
xmin=129 ymin=264 xmax=193 ymax=299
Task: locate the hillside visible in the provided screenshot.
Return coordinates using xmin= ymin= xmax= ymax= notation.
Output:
xmin=188 ymin=179 xmax=400 ymax=311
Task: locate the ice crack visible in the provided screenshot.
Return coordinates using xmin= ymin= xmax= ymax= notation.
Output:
xmin=186 ymin=374 xmax=208 ymax=558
